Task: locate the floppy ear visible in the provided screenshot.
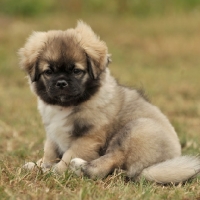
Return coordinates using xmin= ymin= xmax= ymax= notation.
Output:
xmin=75 ymin=21 xmax=111 ymax=79
xmin=18 ymin=31 xmax=46 ymax=82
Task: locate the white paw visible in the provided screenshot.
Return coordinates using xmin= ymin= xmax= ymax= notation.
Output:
xmin=70 ymin=158 xmax=87 ymax=176
xmin=23 ymin=160 xmax=51 ymax=173
xmin=23 ymin=162 xmax=36 ymax=170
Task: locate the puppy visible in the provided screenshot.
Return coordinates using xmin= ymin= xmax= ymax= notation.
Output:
xmin=19 ymin=21 xmax=200 ymax=184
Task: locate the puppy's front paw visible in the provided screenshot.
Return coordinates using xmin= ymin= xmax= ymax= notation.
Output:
xmin=52 ymin=161 xmax=68 ymax=175
xmin=23 ymin=162 xmax=36 ymax=170
xmin=23 ymin=159 xmax=52 ymax=172
xmin=70 ymin=158 xmax=87 ymax=176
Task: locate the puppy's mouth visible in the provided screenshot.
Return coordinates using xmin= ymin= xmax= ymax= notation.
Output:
xmin=46 ymin=84 xmax=84 ymax=105
xmin=53 ymin=93 xmax=81 ymax=103
xmin=58 ymin=95 xmax=68 ymax=103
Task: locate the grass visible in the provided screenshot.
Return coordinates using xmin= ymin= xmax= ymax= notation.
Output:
xmin=0 ymin=10 xmax=200 ymax=200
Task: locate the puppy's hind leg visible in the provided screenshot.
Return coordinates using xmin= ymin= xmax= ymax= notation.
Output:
xmin=70 ymin=122 xmax=133 ymax=179
xmin=79 ymin=122 xmax=133 ymax=179
xmin=70 ymin=151 xmax=125 ymax=179
xmin=71 ymin=118 xmax=180 ymax=179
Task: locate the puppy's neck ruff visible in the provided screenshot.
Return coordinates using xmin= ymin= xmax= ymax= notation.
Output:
xmin=38 ymin=99 xmax=74 ymax=152
xmin=83 ymin=68 xmax=117 ymax=107
xmin=37 ymin=99 xmax=73 ymax=124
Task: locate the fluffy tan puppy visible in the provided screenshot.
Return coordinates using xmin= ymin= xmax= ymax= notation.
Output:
xmin=19 ymin=21 xmax=200 ymax=184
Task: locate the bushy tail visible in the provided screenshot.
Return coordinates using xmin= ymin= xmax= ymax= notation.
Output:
xmin=141 ymin=156 xmax=200 ymax=184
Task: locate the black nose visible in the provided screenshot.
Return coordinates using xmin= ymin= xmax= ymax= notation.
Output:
xmin=55 ymin=80 xmax=68 ymax=88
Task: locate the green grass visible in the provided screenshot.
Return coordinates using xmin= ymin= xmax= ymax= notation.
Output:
xmin=1 ymin=0 xmax=200 ymax=17
xmin=0 ymin=10 xmax=200 ymax=200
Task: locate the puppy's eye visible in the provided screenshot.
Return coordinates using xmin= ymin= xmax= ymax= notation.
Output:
xmin=44 ymin=69 xmax=53 ymax=76
xmin=73 ymin=68 xmax=83 ymax=75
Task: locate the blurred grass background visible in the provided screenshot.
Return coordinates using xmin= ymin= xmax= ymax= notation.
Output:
xmin=0 ymin=1 xmax=200 ymax=199
xmin=1 ymin=0 xmax=200 ymax=16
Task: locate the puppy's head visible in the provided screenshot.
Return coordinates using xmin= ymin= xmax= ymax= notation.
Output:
xmin=19 ymin=21 xmax=111 ymax=106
